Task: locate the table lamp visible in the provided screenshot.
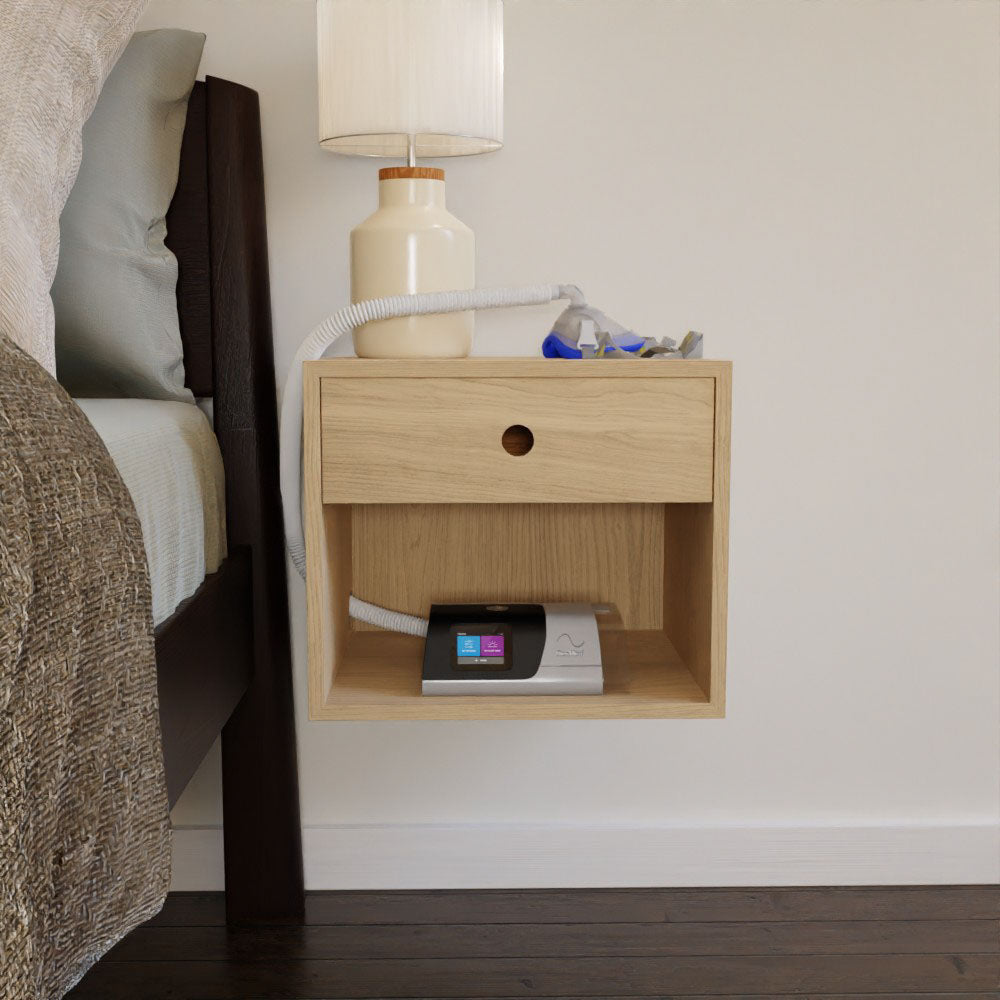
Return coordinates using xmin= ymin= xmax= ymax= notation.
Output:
xmin=317 ymin=0 xmax=504 ymax=358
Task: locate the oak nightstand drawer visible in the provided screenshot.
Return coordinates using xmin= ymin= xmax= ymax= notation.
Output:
xmin=319 ymin=372 xmax=716 ymax=504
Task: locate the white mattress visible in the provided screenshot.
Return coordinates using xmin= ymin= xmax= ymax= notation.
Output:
xmin=76 ymin=398 xmax=227 ymax=626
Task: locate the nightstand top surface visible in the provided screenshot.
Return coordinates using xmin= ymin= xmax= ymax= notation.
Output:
xmin=304 ymin=358 xmax=731 ymax=379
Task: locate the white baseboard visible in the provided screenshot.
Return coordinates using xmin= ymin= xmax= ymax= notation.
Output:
xmin=170 ymin=821 xmax=999 ymax=891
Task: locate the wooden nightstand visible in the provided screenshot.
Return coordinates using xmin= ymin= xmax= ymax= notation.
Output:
xmin=303 ymin=358 xmax=731 ymax=721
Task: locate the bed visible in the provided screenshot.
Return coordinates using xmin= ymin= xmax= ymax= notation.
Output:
xmin=1 ymin=15 xmax=305 ymax=993
xmin=146 ymin=75 xmax=303 ymax=924
xmin=1 ymin=67 xmax=299 ymax=974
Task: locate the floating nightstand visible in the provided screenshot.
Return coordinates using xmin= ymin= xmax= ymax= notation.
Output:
xmin=304 ymin=358 xmax=731 ymax=721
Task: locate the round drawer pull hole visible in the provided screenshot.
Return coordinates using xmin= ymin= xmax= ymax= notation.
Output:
xmin=502 ymin=424 xmax=534 ymax=456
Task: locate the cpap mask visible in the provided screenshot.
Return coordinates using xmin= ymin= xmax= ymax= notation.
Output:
xmin=543 ymin=303 xmax=703 ymax=360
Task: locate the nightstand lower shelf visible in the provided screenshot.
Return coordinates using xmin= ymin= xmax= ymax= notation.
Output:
xmin=312 ymin=629 xmax=714 ymax=721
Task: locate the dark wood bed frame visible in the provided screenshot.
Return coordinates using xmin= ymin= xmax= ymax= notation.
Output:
xmin=158 ymin=76 xmax=303 ymax=924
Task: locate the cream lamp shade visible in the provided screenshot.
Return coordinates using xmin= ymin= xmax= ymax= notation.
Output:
xmin=317 ymin=0 xmax=503 ymax=158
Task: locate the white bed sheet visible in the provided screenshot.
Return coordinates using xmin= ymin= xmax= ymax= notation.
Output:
xmin=76 ymin=398 xmax=227 ymax=626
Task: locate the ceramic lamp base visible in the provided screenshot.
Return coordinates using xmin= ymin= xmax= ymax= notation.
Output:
xmin=351 ymin=167 xmax=475 ymax=358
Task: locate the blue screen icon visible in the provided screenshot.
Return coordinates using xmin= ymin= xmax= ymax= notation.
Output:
xmin=456 ymin=634 xmax=481 ymax=657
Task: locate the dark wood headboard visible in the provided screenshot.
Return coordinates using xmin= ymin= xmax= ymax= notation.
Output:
xmin=164 ymin=77 xmax=303 ymax=922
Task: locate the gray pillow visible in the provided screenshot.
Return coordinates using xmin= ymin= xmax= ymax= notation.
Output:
xmin=53 ymin=29 xmax=206 ymax=401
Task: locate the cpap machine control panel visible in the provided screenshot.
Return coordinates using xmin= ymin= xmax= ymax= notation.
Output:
xmin=421 ymin=603 xmax=604 ymax=696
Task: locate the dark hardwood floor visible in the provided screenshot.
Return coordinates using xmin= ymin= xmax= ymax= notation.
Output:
xmin=69 ymin=887 xmax=1000 ymax=999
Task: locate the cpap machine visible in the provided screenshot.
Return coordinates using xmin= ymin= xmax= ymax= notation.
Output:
xmin=421 ymin=603 xmax=605 ymax=696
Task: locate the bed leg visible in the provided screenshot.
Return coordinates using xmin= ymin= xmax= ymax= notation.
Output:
xmin=221 ymin=644 xmax=305 ymax=924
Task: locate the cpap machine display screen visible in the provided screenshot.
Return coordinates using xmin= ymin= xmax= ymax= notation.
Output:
xmin=451 ymin=624 xmax=511 ymax=670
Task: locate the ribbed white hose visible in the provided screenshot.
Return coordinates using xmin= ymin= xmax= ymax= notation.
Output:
xmin=349 ymin=595 xmax=429 ymax=637
xmin=280 ymin=283 xmax=586 ymax=637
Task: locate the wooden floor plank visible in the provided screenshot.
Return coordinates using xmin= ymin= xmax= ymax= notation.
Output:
xmin=74 ymin=889 xmax=1000 ymax=1000
xmin=303 ymin=887 xmax=1000 ymax=925
xmin=144 ymin=888 xmax=1000 ymax=928
xmin=66 ymin=990 xmax=1000 ymax=1000
xmin=144 ymin=893 xmax=228 ymax=927
xmin=105 ymin=918 xmax=1000 ymax=962
xmin=69 ymin=953 xmax=1000 ymax=998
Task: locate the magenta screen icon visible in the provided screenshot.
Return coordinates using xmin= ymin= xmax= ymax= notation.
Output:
xmin=480 ymin=634 xmax=505 ymax=658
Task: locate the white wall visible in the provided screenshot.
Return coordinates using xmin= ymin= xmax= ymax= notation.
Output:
xmin=144 ymin=0 xmax=1000 ymax=889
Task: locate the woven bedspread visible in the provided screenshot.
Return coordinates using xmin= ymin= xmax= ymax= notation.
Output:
xmin=0 ymin=338 xmax=170 ymax=999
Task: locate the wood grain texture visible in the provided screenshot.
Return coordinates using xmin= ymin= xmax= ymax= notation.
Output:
xmin=66 ymin=953 xmax=1000 ymax=998
xmin=107 ymin=918 xmax=1000 ymax=961
xmin=307 ymin=359 xmax=731 ymax=379
xmin=306 ymin=360 xmax=732 ymax=720
xmin=302 ymin=885 xmax=1000 ymax=926
xmin=160 ymin=74 xmax=305 ymax=920
xmin=141 ymin=886 xmax=1000 ymax=927
xmin=351 ymin=503 xmax=664 ymax=630
xmin=379 ymin=166 xmax=445 ymax=180
xmin=204 ymin=76 xmax=303 ymax=923
xmin=711 ymin=365 xmax=732 ymax=707
xmin=320 ymin=374 xmax=715 ymax=504
xmin=153 ymin=549 xmax=253 ymax=808
xmin=314 ymin=629 xmax=712 ymax=720
xmin=305 ymin=366 xmax=351 ymax=710
xmin=78 ymin=887 xmax=997 ymax=999
xmin=663 ymin=366 xmax=730 ymax=703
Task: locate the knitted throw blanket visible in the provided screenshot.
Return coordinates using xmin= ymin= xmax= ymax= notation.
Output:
xmin=0 ymin=338 xmax=170 ymax=999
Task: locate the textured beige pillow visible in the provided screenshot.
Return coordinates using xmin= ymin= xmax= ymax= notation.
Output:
xmin=0 ymin=0 xmax=148 ymax=375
